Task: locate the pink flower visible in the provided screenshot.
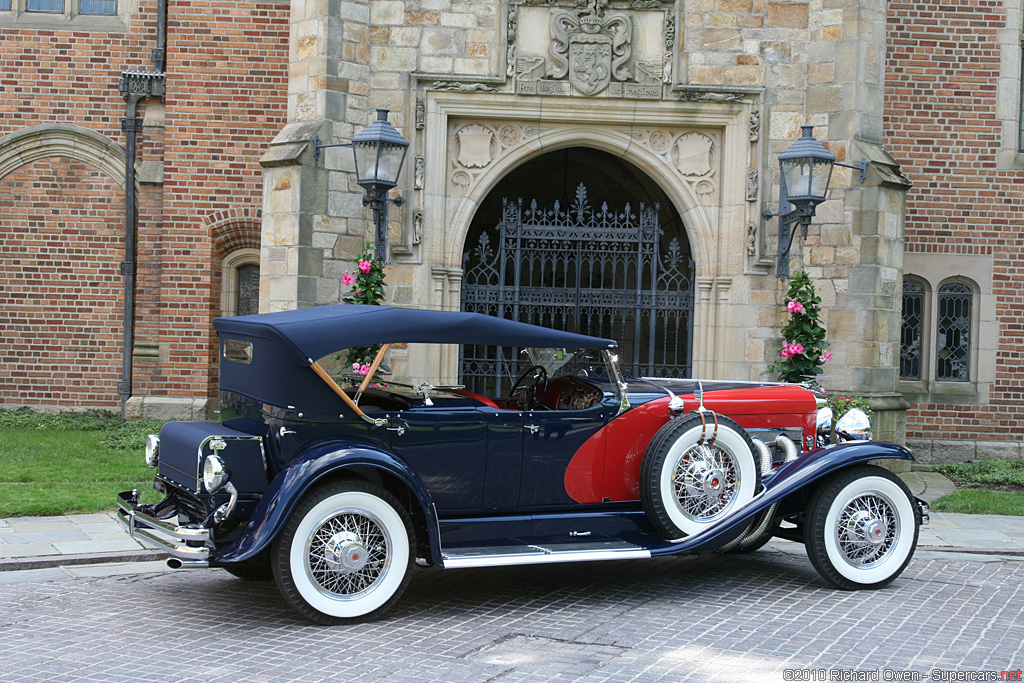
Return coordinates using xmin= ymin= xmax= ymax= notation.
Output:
xmin=341 ymin=273 xmax=355 ymax=286
xmin=352 ymin=362 xmax=361 ymax=371
xmin=819 ymin=351 xmax=833 ymax=362
xmin=359 ymin=364 xmax=370 ymax=375
xmin=791 ymin=342 xmax=804 ymax=355
xmin=786 ymin=300 xmax=804 ymax=314
xmin=358 ymin=260 xmax=372 ymax=274
xmin=780 ymin=347 xmax=793 ymax=358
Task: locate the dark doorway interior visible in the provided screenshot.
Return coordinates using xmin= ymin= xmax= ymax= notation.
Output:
xmin=460 ymin=148 xmax=695 ymax=394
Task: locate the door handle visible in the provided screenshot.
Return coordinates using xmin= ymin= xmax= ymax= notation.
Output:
xmin=279 ymin=427 xmax=296 ymax=438
xmin=386 ymin=425 xmax=406 ymax=437
xmin=525 ymin=423 xmax=540 ymax=435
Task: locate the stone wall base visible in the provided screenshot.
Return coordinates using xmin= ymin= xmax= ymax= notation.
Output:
xmin=125 ymin=396 xmax=212 ymax=421
xmin=905 ymin=438 xmax=1023 ymax=464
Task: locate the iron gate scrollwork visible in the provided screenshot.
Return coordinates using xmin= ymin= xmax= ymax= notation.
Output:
xmin=460 ymin=183 xmax=694 ymax=395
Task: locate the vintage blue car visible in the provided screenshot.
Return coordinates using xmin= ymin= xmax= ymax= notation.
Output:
xmin=118 ymin=304 xmax=927 ymax=624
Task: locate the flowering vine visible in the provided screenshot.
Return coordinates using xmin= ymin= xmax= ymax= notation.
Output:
xmin=766 ymin=269 xmax=831 ymax=384
xmin=338 ymin=243 xmax=388 ymax=376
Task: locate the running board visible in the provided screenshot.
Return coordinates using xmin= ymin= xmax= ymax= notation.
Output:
xmin=440 ymin=540 xmax=650 ymax=569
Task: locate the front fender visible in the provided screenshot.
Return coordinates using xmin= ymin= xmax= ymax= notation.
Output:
xmin=214 ymin=442 xmax=440 ymax=565
xmin=651 ymin=440 xmax=914 ymax=554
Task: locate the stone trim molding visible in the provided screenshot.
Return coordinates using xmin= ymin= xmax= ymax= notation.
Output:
xmin=906 ymin=437 xmax=1023 ymax=464
xmin=205 ymin=208 xmax=262 ymax=260
xmin=996 ymin=0 xmax=1024 ymax=169
xmin=0 ymin=123 xmax=126 ymax=187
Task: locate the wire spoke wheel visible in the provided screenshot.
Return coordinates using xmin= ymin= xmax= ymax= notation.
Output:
xmin=805 ymin=465 xmax=919 ymax=590
xmin=273 ymin=481 xmax=414 ymax=624
xmin=640 ymin=413 xmax=759 ymax=538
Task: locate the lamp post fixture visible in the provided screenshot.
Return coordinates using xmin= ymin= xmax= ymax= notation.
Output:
xmin=314 ymin=108 xmax=410 ymax=263
xmin=763 ymin=124 xmax=867 ymax=279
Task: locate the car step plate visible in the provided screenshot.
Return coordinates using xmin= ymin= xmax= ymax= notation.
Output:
xmin=440 ymin=540 xmax=650 ymax=569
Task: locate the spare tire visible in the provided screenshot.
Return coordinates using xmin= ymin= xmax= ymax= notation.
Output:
xmin=640 ymin=412 xmax=760 ymax=539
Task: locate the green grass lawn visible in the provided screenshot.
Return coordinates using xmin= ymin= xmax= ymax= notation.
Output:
xmin=0 ymin=427 xmax=159 ymax=518
xmin=930 ymin=458 xmax=1024 ymax=516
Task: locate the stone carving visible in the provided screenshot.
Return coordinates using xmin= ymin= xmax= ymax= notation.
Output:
xmin=447 ymin=122 xmax=720 ymax=205
xmin=431 ymin=81 xmax=498 ymax=92
xmin=674 ymin=132 xmax=714 ymax=177
xmin=664 ymin=12 xmax=675 ymax=49
xmin=517 ymin=55 xmax=546 ymax=81
xmin=549 ymin=1 xmax=633 ymax=96
xmin=455 ymin=124 xmax=495 ymax=168
xmin=749 ymin=110 xmax=760 ymax=142
xmin=511 ymin=0 xmax=665 ymax=100
xmin=746 ymin=168 xmax=759 ymax=201
xmin=675 ymin=89 xmax=746 ymax=103
xmin=506 ymin=5 xmax=518 ymax=78
xmin=415 ymin=97 xmax=425 ymax=130
xmin=747 ymin=222 xmax=757 ymax=256
xmin=413 ymin=212 xmax=423 ymax=246
xmin=414 ymin=156 xmax=424 ymax=190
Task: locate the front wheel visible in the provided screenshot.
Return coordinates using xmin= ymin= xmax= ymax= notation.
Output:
xmin=805 ymin=465 xmax=919 ymax=590
xmin=272 ymin=481 xmax=414 ymax=624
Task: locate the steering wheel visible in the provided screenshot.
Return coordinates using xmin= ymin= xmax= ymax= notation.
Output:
xmin=507 ymin=365 xmax=548 ymax=410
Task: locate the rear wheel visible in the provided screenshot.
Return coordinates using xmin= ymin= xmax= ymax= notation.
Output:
xmin=805 ymin=465 xmax=918 ymax=589
xmin=272 ymin=481 xmax=414 ymax=624
xmin=640 ymin=413 xmax=760 ymax=538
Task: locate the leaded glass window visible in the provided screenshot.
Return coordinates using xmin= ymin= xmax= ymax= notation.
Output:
xmin=900 ymin=281 xmax=924 ymax=380
xmin=236 ymin=264 xmax=260 ymax=316
xmin=0 ymin=1 xmax=12 ymax=12
xmin=81 ymin=0 xmax=116 ymax=14
xmin=936 ymin=282 xmax=972 ymax=381
xmin=26 ymin=0 xmax=64 ymax=12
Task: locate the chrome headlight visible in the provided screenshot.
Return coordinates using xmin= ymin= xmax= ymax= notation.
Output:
xmin=202 ymin=455 xmax=230 ymax=493
xmin=836 ymin=408 xmax=872 ymax=440
xmin=144 ymin=434 xmax=160 ymax=468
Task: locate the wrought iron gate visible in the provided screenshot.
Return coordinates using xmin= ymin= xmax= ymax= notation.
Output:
xmin=460 ymin=183 xmax=694 ymax=395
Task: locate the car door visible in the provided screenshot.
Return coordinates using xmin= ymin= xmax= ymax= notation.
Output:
xmin=517 ymin=403 xmax=610 ymax=508
xmin=385 ymin=402 xmax=489 ymax=513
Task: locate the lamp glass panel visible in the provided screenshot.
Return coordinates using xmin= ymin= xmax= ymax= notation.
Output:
xmin=352 ymin=140 xmax=378 ymax=184
xmin=374 ymin=142 xmax=407 ymax=184
xmin=809 ymin=158 xmax=833 ymax=199
xmin=781 ymin=157 xmax=812 ymax=201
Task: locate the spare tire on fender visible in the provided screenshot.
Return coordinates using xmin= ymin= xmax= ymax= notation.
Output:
xmin=640 ymin=412 xmax=761 ymax=539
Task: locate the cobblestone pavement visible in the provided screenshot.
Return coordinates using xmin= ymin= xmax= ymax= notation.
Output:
xmin=1 ymin=547 xmax=1022 ymax=682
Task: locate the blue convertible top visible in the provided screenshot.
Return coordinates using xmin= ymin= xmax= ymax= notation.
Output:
xmin=215 ymin=304 xmax=617 ymax=367
xmin=213 ymin=305 xmax=617 ymax=414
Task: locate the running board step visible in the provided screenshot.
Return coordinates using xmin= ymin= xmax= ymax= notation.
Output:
xmin=440 ymin=540 xmax=650 ymax=569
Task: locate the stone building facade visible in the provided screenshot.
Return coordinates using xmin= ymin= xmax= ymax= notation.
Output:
xmin=0 ymin=0 xmax=290 ymax=418
xmin=2 ymin=0 xmax=1022 ymax=463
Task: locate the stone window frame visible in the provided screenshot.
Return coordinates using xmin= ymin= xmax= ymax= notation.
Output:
xmin=221 ymin=248 xmax=261 ymax=317
xmin=0 ymin=0 xmax=135 ymax=31
xmin=899 ymin=254 xmax=996 ymax=406
xmin=996 ymin=0 xmax=1024 ymax=168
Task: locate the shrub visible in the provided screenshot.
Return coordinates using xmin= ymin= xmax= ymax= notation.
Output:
xmin=766 ymin=270 xmax=831 ymax=385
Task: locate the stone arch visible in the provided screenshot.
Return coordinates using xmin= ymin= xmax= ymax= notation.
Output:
xmin=443 ymin=127 xmax=716 ymax=279
xmin=0 ymin=123 xmax=126 ymax=187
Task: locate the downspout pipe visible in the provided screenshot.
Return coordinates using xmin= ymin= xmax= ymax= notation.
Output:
xmin=117 ymin=3 xmax=168 ymax=418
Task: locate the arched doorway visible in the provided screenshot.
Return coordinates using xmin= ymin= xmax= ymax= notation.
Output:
xmin=460 ymin=147 xmax=694 ymax=394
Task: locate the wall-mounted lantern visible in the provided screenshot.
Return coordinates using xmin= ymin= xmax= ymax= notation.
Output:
xmin=763 ymin=125 xmax=868 ymax=279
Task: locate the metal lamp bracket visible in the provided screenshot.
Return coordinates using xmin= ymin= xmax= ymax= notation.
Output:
xmin=835 ymin=158 xmax=869 ymax=184
xmin=311 ymin=135 xmax=351 ymax=162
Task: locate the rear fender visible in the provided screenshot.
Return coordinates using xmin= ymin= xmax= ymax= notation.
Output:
xmin=214 ymin=442 xmax=441 ymax=565
xmin=650 ymin=440 xmax=914 ymax=554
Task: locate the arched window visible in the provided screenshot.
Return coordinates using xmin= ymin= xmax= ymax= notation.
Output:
xmin=900 ymin=280 xmax=925 ymax=380
xmin=936 ymin=282 xmax=973 ymax=381
xmin=221 ymin=249 xmax=261 ymax=317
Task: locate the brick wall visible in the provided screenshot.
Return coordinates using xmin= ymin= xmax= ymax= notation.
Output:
xmin=0 ymin=1 xmax=289 ymax=413
xmin=0 ymin=158 xmax=124 ymax=408
xmin=886 ymin=0 xmax=1024 ymax=445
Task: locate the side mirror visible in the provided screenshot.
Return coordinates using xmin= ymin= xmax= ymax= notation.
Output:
xmin=835 ymin=408 xmax=871 ymax=440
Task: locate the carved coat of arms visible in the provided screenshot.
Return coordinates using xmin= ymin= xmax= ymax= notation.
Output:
xmin=548 ymin=0 xmax=633 ymax=97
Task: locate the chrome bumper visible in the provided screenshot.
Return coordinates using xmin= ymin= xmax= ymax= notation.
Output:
xmin=116 ymin=490 xmax=211 ymax=567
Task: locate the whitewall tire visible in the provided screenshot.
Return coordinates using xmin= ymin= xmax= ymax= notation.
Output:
xmin=805 ymin=465 xmax=919 ymax=590
xmin=640 ymin=413 xmax=760 ymax=538
xmin=272 ymin=481 xmax=414 ymax=624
